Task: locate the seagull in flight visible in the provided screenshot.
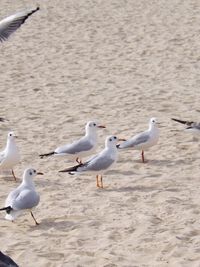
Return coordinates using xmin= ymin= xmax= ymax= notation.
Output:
xmin=0 ymin=7 xmax=39 ymax=42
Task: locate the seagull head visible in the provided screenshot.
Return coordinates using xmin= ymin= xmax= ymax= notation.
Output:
xmin=23 ymin=168 xmax=43 ymax=180
xmin=150 ymin=117 xmax=158 ymax=125
xmin=105 ymin=135 xmax=125 ymax=148
xmin=7 ymin=131 xmax=17 ymax=140
xmin=86 ymin=121 xmax=106 ymax=134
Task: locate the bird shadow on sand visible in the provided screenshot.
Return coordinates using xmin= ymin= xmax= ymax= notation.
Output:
xmin=144 ymin=159 xmax=186 ymax=166
xmin=105 ymin=185 xmax=158 ymax=193
xmin=106 ymin=170 xmax=136 ymax=176
xmin=28 ymin=216 xmax=84 ymax=232
xmin=129 ymin=158 xmax=176 ymax=165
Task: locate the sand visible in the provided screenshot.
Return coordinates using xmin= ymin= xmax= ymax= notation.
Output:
xmin=0 ymin=0 xmax=200 ymax=266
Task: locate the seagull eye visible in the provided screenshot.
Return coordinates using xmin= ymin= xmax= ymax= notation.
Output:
xmin=114 ymin=136 xmax=117 ymax=139
xmin=29 ymin=172 xmax=32 ymax=175
xmin=9 ymin=134 xmax=12 ymax=136
xmin=33 ymin=170 xmax=36 ymax=173
xmin=93 ymin=123 xmax=96 ymax=126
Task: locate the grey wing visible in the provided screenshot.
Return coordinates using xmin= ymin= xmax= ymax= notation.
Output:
xmin=12 ymin=189 xmax=40 ymax=210
xmin=80 ymin=153 xmax=115 ymax=172
xmin=0 ymin=150 xmax=6 ymax=164
xmin=190 ymin=122 xmax=200 ymax=130
xmin=5 ymin=188 xmax=21 ymax=206
xmin=0 ymin=7 xmax=39 ymax=42
xmin=120 ymin=132 xmax=150 ymax=148
xmin=55 ymin=138 xmax=93 ymax=155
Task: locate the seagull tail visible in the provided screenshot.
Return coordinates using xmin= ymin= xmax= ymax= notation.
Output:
xmin=116 ymin=140 xmax=130 ymax=149
xmin=39 ymin=151 xmax=55 ymax=158
xmin=5 ymin=212 xmax=20 ymax=221
xmin=171 ymin=118 xmax=192 ymax=125
xmin=59 ymin=163 xmax=82 ymax=174
xmin=0 ymin=206 xmax=12 ymax=213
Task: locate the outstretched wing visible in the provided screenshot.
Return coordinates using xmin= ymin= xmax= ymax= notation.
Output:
xmin=0 ymin=7 xmax=39 ymax=42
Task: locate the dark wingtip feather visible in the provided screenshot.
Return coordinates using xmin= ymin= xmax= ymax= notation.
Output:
xmin=59 ymin=163 xmax=83 ymax=173
xmin=0 ymin=206 xmax=12 ymax=214
xmin=171 ymin=118 xmax=186 ymax=124
xmin=0 ymin=117 xmax=8 ymax=122
xmin=20 ymin=6 xmax=40 ymax=25
xmin=171 ymin=118 xmax=194 ymax=126
xmin=39 ymin=151 xmax=55 ymax=158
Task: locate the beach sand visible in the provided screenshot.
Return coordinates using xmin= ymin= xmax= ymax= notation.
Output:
xmin=0 ymin=0 xmax=200 ymax=266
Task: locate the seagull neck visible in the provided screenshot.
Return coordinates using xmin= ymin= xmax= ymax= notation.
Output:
xmin=86 ymin=131 xmax=97 ymax=141
xmin=22 ymin=177 xmax=35 ymax=189
xmin=106 ymin=145 xmax=117 ymax=153
xmin=149 ymin=124 xmax=158 ymax=132
xmin=6 ymin=138 xmax=16 ymax=150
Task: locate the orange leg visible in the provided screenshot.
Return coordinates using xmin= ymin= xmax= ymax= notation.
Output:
xmin=96 ymin=175 xmax=100 ymax=188
xmin=100 ymin=175 xmax=103 ymax=188
xmin=11 ymin=169 xmax=17 ymax=181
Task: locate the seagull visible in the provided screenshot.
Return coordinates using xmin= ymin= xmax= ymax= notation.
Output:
xmin=172 ymin=118 xmax=200 ymax=139
xmin=117 ymin=117 xmax=159 ymax=163
xmin=40 ymin=121 xmax=106 ymax=163
xmin=59 ymin=135 xmax=125 ymax=188
xmin=0 ymin=7 xmax=39 ymax=42
xmin=0 ymin=131 xmax=20 ymax=181
xmin=0 ymin=168 xmax=43 ymax=225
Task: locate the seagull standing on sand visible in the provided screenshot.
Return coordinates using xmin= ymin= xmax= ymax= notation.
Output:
xmin=172 ymin=118 xmax=200 ymax=139
xmin=117 ymin=118 xmax=159 ymax=163
xmin=0 ymin=168 xmax=43 ymax=225
xmin=0 ymin=7 xmax=39 ymax=42
xmin=40 ymin=121 xmax=106 ymax=163
xmin=0 ymin=132 xmax=20 ymax=180
xmin=59 ymin=135 xmax=125 ymax=188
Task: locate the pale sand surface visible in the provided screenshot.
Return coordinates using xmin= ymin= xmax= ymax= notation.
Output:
xmin=0 ymin=0 xmax=200 ymax=266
